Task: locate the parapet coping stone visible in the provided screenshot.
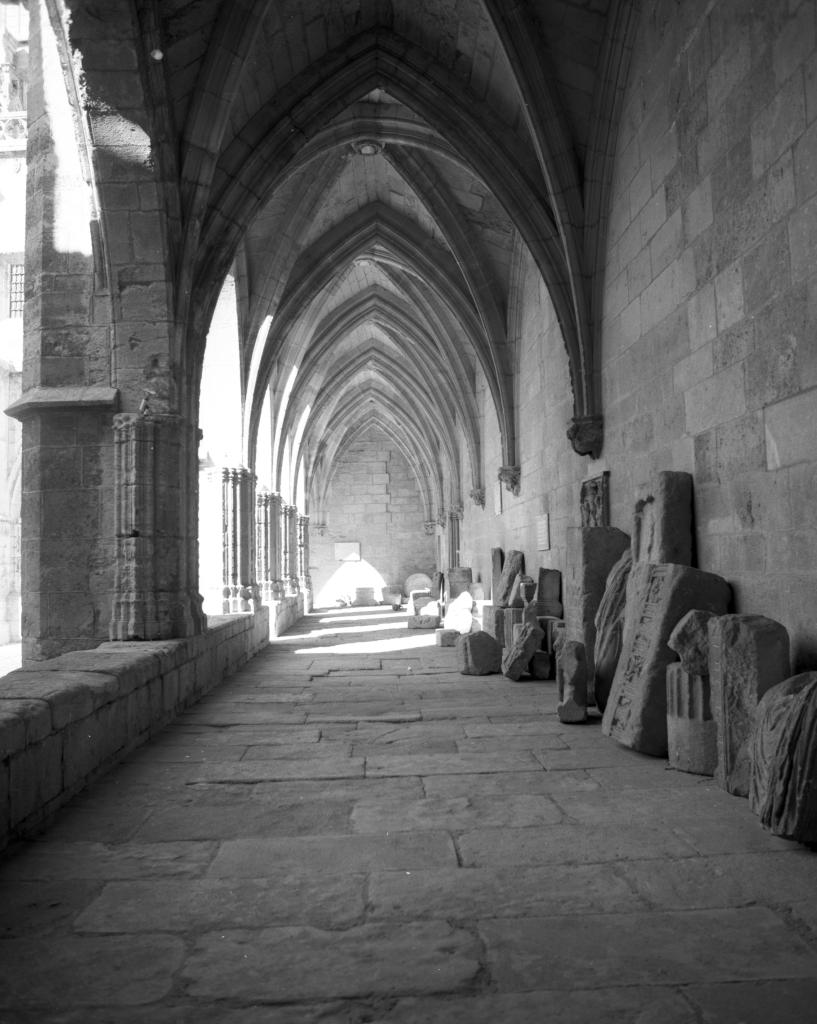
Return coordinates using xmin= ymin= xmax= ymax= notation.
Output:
xmin=5 ymin=384 xmax=120 ymax=420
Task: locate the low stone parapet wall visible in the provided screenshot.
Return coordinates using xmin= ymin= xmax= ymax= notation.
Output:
xmin=0 ymin=608 xmax=269 ymax=852
xmin=271 ymin=593 xmax=304 ymax=636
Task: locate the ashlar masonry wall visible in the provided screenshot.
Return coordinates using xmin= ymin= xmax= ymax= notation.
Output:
xmin=310 ymin=425 xmax=435 ymax=606
xmin=462 ymin=0 xmax=817 ymax=669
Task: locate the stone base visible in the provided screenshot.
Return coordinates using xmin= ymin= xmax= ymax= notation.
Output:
xmin=435 ymin=629 xmax=459 ymax=647
xmin=407 ymin=615 xmax=441 ymax=630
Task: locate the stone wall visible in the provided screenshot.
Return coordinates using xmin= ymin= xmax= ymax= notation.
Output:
xmin=462 ymin=0 xmax=817 ymax=668
xmin=310 ymin=425 xmax=435 ymax=606
xmin=0 ymin=608 xmax=269 ymax=851
xmin=0 ymin=359 xmax=20 ymax=643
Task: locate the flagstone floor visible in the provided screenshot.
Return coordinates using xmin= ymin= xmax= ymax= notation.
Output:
xmin=2 ymin=606 xmax=817 ymax=1023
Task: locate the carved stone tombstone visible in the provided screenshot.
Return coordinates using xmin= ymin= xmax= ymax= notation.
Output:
xmin=565 ymin=527 xmax=630 ymax=703
xmin=535 ymin=568 xmax=563 ymax=617
xmin=602 ymin=563 xmax=731 ymax=757
xmin=593 ymin=549 xmax=632 ymax=713
xmin=632 ymin=471 xmax=693 ymax=565
xmin=750 ymin=672 xmax=817 ymax=843
xmin=709 ymin=614 xmax=790 ymax=797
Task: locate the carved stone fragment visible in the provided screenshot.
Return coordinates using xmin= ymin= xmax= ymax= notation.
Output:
xmin=502 ymin=622 xmax=545 ymax=681
xmin=666 ymin=664 xmax=717 ymax=776
xmin=491 ymin=548 xmax=504 ymax=604
xmin=580 ymin=472 xmax=610 ymax=527
xmin=407 ymin=613 xmax=441 ymax=629
xmin=447 ymin=567 xmax=472 ymax=600
xmin=435 ymin=628 xmax=459 ymax=647
xmin=529 ymin=651 xmax=553 ymax=680
xmin=566 ymin=527 xmax=630 ymax=701
xmin=592 ymin=549 xmax=632 ymax=713
xmin=429 ymin=571 xmax=443 ymax=600
xmin=557 ymin=640 xmax=588 ymax=723
xmin=535 ymin=568 xmax=563 ymax=617
xmin=502 ymin=607 xmax=525 ymax=649
xmin=494 ymin=550 xmax=525 ymax=608
xmin=632 ymin=471 xmax=693 ymax=566
xmin=457 ymin=631 xmax=502 ymax=675
xmin=750 ymin=672 xmax=817 ymax=843
xmin=602 ymin=563 xmax=732 ymax=757
xmin=668 ymin=609 xmax=718 ymax=678
xmin=709 ymin=614 xmax=791 ymax=797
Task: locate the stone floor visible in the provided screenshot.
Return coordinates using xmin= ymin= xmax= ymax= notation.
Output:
xmin=2 ymin=607 xmax=817 ymax=1023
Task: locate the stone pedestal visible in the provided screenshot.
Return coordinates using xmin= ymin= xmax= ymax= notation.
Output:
xmin=666 ymin=664 xmax=717 ymax=776
xmin=709 ymin=614 xmax=791 ymax=797
xmin=602 ymin=563 xmax=731 ymax=757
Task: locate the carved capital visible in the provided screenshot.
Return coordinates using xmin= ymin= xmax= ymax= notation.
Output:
xmin=498 ymin=465 xmax=521 ymax=496
xmin=450 ymin=503 xmax=464 ymax=520
xmin=469 ymin=487 xmax=485 ymax=509
xmin=313 ymin=521 xmax=327 ymax=536
xmin=436 ymin=507 xmax=447 ymax=527
xmin=567 ymin=415 xmax=604 ymax=458
xmin=424 ymin=520 xmax=437 ymax=535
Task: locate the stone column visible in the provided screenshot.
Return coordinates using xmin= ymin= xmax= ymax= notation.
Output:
xmin=256 ymin=489 xmax=271 ymax=604
xmin=448 ymin=506 xmax=462 ymax=568
xmin=270 ymin=492 xmax=283 ymax=600
xmin=297 ymin=514 xmax=311 ymax=594
xmin=220 ymin=467 xmax=256 ymax=613
xmin=285 ymin=505 xmax=300 ymax=594
xmin=110 ymin=413 xmax=205 ymax=640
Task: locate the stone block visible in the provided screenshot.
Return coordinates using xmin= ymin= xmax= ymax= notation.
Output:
xmin=593 ymin=549 xmax=632 ymax=713
xmin=407 ymin=615 xmax=441 ymax=630
xmin=556 ymin=641 xmax=588 ymax=724
xmin=501 ymin=623 xmax=545 ymax=682
xmin=490 ymin=548 xmax=504 ymax=602
xmin=668 ymin=609 xmax=718 ymax=677
xmin=435 ymin=629 xmax=459 ymax=648
xmin=407 ymin=591 xmax=432 ymax=615
xmin=494 ymin=551 xmax=524 ymax=608
xmin=666 ymin=664 xmax=717 ymax=776
xmin=565 ymin=527 xmax=630 ymax=698
xmin=501 ymin=607 xmax=525 ymax=649
xmin=429 ymin=572 xmax=443 ymax=600
xmin=632 ymin=471 xmax=693 ymax=565
xmin=535 ymin=568 xmax=562 ymax=617
xmin=709 ymin=614 xmax=791 ymax=797
xmin=529 ymin=650 xmax=553 ymax=680
xmin=602 ymin=562 xmax=732 ymax=757
xmin=9 ymin=733 xmax=63 ymax=827
xmin=353 ymin=587 xmax=378 ymax=607
xmin=457 ymin=632 xmax=502 ymax=675
xmin=750 ymin=672 xmax=817 ymax=843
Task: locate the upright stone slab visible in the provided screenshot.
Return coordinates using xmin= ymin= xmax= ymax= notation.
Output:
xmin=507 ymin=573 xmax=527 ymax=608
xmin=593 ymin=550 xmax=632 ymax=713
xmin=565 ymin=527 xmax=630 ymax=701
xmin=447 ymin=567 xmax=472 ymax=599
xmin=502 ymin=622 xmax=545 ymax=681
xmin=457 ymin=631 xmax=502 ymax=675
xmin=750 ymin=672 xmax=817 ymax=843
xmin=557 ymin=641 xmax=588 ymax=723
xmin=709 ymin=614 xmax=791 ymax=797
xmin=668 ymin=609 xmax=718 ymax=678
xmin=602 ymin=563 xmax=731 ymax=757
xmin=632 ymin=471 xmax=693 ymax=565
xmin=429 ymin=571 xmax=444 ymax=600
xmin=494 ymin=550 xmax=524 ymax=608
xmin=482 ymin=605 xmax=501 ymax=641
xmin=490 ymin=548 xmax=504 ymax=603
xmin=502 ymin=607 xmax=525 ymax=649
xmin=666 ymin=664 xmax=717 ymax=776
xmin=407 ymin=591 xmax=432 ymax=615
xmin=535 ymin=568 xmax=563 ymax=617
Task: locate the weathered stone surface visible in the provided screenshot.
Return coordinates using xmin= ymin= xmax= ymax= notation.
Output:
xmin=457 ymin=631 xmax=502 ymax=675
xmin=602 ymin=563 xmax=732 ymax=757
xmin=407 ymin=614 xmax=441 ymax=630
xmin=482 ymin=604 xmax=501 ymax=641
xmin=443 ymin=591 xmax=474 ymax=634
xmin=352 ymin=587 xmax=377 ymax=606
xmin=447 ymin=567 xmax=472 ymax=599
xmin=668 ymin=609 xmax=718 ymax=677
xmin=490 ymin=548 xmax=504 ymax=603
xmin=429 ymin=571 xmax=443 ymax=600
xmin=500 ymin=607 xmax=525 ymax=649
xmin=709 ymin=614 xmax=790 ymax=797
xmin=535 ymin=567 xmax=563 ymax=617
xmin=405 ymin=573 xmax=433 ymax=595
xmin=632 ymin=471 xmax=693 ymax=565
xmin=557 ymin=641 xmax=588 ymax=723
xmin=407 ymin=590 xmax=433 ymax=615
xmin=468 ymin=582 xmax=485 ymax=601
xmin=502 ymin=623 xmax=545 ymax=682
xmin=435 ymin=629 xmax=459 ymax=647
xmin=666 ymin=664 xmax=717 ymax=776
xmin=593 ymin=549 xmax=633 ymax=713
xmin=494 ymin=550 xmax=524 ymax=608
xmin=750 ymin=672 xmax=817 ymax=843
xmin=529 ymin=650 xmax=553 ymax=680
xmin=565 ymin=527 xmax=630 ymax=698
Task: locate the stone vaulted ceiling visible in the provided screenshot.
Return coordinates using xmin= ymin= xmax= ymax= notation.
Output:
xmin=134 ymin=0 xmax=636 ymax=513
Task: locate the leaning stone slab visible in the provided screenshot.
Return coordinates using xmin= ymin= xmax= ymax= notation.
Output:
xmin=602 ymin=563 xmax=731 ymax=757
xmin=494 ymin=551 xmax=524 ymax=608
xmin=457 ymin=632 xmax=502 ymax=675
xmin=668 ymin=609 xmax=718 ymax=677
xmin=709 ymin=614 xmax=790 ymax=797
xmin=490 ymin=548 xmax=504 ymax=603
xmin=435 ymin=629 xmax=459 ymax=647
xmin=535 ymin=568 xmax=563 ymax=617
xmin=501 ymin=607 xmax=525 ymax=649
xmin=750 ymin=672 xmax=817 ymax=843
xmin=407 ymin=614 xmax=441 ymax=630
xmin=502 ymin=623 xmax=545 ymax=682
xmin=666 ymin=664 xmax=717 ymax=776
xmin=508 ymin=574 xmax=535 ymax=609
xmin=565 ymin=527 xmax=630 ymax=699
xmin=632 ymin=471 xmax=693 ymax=565
xmin=593 ymin=549 xmax=632 ymax=713
xmin=556 ymin=641 xmax=588 ymax=723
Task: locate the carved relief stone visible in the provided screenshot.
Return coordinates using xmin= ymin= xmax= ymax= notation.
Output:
xmin=592 ymin=549 xmax=632 ymax=713
xmin=567 ymin=415 xmax=603 ymax=458
xmin=470 ymin=487 xmax=486 ymax=508
xmin=580 ymin=472 xmax=610 ymax=528
xmin=632 ymin=471 xmax=693 ymax=566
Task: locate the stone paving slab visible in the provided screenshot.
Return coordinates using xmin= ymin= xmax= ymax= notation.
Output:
xmin=351 ymin=792 xmax=563 ymax=832
xmin=181 ymin=922 xmax=481 ymax=1002
xmin=423 ymin=769 xmax=600 ymax=798
xmin=365 ymin=750 xmax=543 ymax=776
xmin=1 ymin=839 xmax=217 ymax=880
xmin=480 ymin=908 xmax=817 ymax=989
